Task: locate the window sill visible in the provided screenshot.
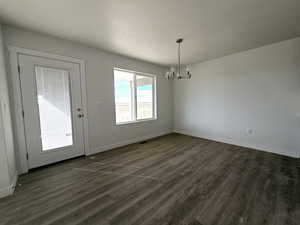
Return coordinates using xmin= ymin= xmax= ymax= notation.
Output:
xmin=116 ymin=118 xmax=157 ymax=126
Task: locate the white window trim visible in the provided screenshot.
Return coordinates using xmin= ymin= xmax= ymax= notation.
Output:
xmin=113 ymin=68 xmax=157 ymax=125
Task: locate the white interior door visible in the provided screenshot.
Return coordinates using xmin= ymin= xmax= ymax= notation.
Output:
xmin=19 ymin=54 xmax=85 ymax=169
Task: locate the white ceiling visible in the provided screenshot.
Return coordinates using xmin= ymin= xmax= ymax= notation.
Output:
xmin=0 ymin=0 xmax=300 ymax=66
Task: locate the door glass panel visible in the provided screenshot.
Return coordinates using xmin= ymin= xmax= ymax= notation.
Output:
xmin=35 ymin=66 xmax=73 ymax=151
xmin=136 ymin=75 xmax=154 ymax=120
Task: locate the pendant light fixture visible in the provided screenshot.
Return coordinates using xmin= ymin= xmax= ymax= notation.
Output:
xmin=165 ymin=38 xmax=191 ymax=80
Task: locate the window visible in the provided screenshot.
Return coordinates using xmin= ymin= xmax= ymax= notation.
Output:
xmin=114 ymin=68 xmax=156 ymax=124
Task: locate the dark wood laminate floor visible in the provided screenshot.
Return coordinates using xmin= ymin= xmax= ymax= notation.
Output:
xmin=0 ymin=133 xmax=299 ymax=225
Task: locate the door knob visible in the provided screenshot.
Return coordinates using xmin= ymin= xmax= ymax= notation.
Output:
xmin=78 ymin=114 xmax=84 ymax=118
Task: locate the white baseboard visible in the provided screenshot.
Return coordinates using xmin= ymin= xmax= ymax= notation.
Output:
xmin=90 ymin=130 xmax=172 ymax=155
xmin=0 ymin=172 xmax=18 ymax=199
xmin=174 ymin=129 xmax=299 ymax=158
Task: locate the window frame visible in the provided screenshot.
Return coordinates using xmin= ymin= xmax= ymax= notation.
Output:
xmin=113 ymin=68 xmax=157 ymax=125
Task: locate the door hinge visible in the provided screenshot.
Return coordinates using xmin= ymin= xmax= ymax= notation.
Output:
xmin=26 ymin=153 xmax=29 ymax=160
xmin=22 ymin=110 xmax=25 ymax=118
xmin=18 ymin=65 xmax=21 ymax=74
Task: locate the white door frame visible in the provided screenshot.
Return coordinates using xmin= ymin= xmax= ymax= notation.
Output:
xmin=8 ymin=46 xmax=90 ymax=174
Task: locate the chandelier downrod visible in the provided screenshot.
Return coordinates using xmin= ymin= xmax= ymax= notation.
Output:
xmin=177 ymin=39 xmax=182 ymax=78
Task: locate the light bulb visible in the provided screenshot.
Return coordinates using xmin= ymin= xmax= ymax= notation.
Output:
xmin=186 ymin=66 xmax=192 ymax=79
xmin=171 ymin=71 xmax=175 ymax=79
xmin=186 ymin=66 xmax=189 ymax=72
xmin=165 ymin=71 xmax=169 ymax=79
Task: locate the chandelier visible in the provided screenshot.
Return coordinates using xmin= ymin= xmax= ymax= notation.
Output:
xmin=165 ymin=38 xmax=191 ymax=80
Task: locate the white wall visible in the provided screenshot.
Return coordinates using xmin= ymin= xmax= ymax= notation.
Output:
xmin=0 ymin=108 xmax=10 ymax=197
xmin=174 ymin=38 xmax=300 ymax=158
xmin=0 ymin=24 xmax=17 ymax=197
xmin=3 ymin=25 xmax=173 ymax=173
